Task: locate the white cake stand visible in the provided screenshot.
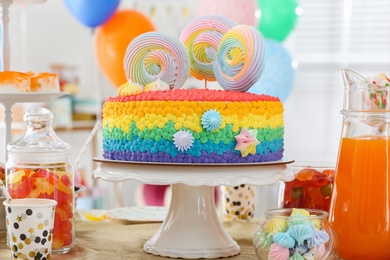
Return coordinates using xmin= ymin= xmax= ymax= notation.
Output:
xmin=92 ymin=158 xmax=294 ymax=259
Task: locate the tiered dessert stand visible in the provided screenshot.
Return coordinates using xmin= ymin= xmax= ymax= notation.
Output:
xmin=0 ymin=0 xmax=62 ymax=159
xmin=92 ymin=158 xmax=294 ymax=259
xmin=1 ymin=0 xmax=48 ymax=72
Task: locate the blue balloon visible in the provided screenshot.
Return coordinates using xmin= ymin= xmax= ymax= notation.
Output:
xmin=63 ymin=0 xmax=120 ymax=28
xmin=249 ymin=39 xmax=295 ymax=102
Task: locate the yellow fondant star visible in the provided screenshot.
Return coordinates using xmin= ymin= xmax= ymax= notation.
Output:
xmin=16 ymin=215 xmax=22 ymax=222
xmin=28 ymin=227 xmax=35 ymax=234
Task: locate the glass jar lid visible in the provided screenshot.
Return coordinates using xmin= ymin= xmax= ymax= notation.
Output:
xmin=7 ymin=107 xmax=70 ymax=156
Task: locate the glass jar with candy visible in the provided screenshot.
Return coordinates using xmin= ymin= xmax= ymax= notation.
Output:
xmin=279 ymin=162 xmax=335 ymax=212
xmin=253 ymin=208 xmax=338 ymax=259
xmin=6 ymin=107 xmax=75 ymax=254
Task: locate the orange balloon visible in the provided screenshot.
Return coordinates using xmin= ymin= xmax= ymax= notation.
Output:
xmin=94 ymin=10 xmax=156 ymax=88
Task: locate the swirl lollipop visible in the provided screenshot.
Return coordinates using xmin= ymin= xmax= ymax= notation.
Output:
xmin=213 ymin=25 xmax=266 ymax=92
xmin=179 ymin=15 xmax=236 ymax=82
xmin=124 ymin=32 xmax=190 ymax=89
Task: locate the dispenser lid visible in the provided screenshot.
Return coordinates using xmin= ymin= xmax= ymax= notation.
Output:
xmin=343 ymin=69 xmax=390 ymax=111
xmin=7 ymin=107 xmax=70 ymax=154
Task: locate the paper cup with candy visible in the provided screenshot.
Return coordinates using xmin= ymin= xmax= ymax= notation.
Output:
xmin=4 ymin=198 xmax=57 ymax=260
xmin=221 ymin=184 xmax=256 ymax=221
xmin=279 ymin=162 xmax=335 ymax=212
xmin=253 ymin=208 xmax=338 ymax=259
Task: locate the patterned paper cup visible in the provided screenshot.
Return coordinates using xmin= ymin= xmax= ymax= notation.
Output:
xmin=221 ymin=184 xmax=256 ymax=221
xmin=3 ymin=198 xmax=57 ymax=260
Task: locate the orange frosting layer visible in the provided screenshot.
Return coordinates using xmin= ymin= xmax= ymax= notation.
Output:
xmin=30 ymin=72 xmax=58 ymax=92
xmin=107 ymin=89 xmax=280 ymax=102
xmin=0 ymin=71 xmax=30 ymax=92
xmin=0 ymin=71 xmax=29 ymax=84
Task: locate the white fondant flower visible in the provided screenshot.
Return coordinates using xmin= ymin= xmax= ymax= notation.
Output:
xmin=173 ymin=130 xmax=194 ymax=152
xmin=201 ymin=109 xmax=222 ymax=131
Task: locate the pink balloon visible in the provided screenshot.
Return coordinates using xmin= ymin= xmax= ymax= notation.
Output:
xmin=196 ymin=0 xmax=259 ymax=27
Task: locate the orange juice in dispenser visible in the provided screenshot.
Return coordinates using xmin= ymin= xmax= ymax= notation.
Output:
xmin=329 ymin=69 xmax=390 ymax=259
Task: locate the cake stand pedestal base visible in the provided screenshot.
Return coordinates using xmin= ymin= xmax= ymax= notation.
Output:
xmin=92 ymin=158 xmax=295 ymax=259
xmin=143 ymin=183 xmax=240 ymax=259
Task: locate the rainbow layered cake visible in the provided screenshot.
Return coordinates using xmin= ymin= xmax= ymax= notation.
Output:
xmin=102 ymin=89 xmax=284 ymax=163
xmin=102 ymin=16 xmax=284 ymax=164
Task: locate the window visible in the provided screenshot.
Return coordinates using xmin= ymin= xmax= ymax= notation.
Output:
xmin=284 ymin=0 xmax=390 ymax=162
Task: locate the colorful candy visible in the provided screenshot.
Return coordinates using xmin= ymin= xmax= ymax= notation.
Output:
xmin=123 ymin=32 xmax=190 ymax=89
xmin=281 ymin=166 xmax=335 ymax=212
xmin=179 ymin=15 xmax=236 ymax=81
xmin=366 ymin=73 xmax=390 ymax=108
xmin=253 ymin=208 xmax=333 ymax=260
xmin=7 ymin=166 xmax=74 ymax=251
xmin=213 ymin=25 xmax=266 ymax=92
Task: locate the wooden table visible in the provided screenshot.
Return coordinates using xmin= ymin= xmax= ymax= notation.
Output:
xmin=0 ymin=215 xmax=261 ymax=259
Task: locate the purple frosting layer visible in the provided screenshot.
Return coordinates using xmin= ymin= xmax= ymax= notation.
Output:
xmin=103 ymin=149 xmax=284 ymax=164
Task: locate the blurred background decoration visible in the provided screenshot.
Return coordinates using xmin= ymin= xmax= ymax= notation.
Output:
xmin=249 ymin=39 xmax=296 ymax=103
xmin=257 ymin=0 xmax=299 ymax=42
xmin=94 ymin=9 xmax=156 ymax=88
xmin=0 ymin=25 xmax=2 ymax=71
xmin=196 ymin=0 xmax=259 ymax=27
xmin=63 ymin=0 xmax=120 ymax=29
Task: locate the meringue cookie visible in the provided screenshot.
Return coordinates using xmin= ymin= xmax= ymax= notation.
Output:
xmin=307 ymin=228 xmax=329 ymax=248
xmin=268 ymin=243 xmax=289 ymax=260
xmin=288 ymin=223 xmax=314 ymax=245
xmin=118 ymin=80 xmax=143 ymax=96
xmin=265 ymin=218 xmax=288 ymax=235
xmin=201 ymin=109 xmax=222 ymax=131
xmin=234 ymin=127 xmax=260 ymax=157
xmin=173 ymin=130 xmax=194 ymax=152
xmin=290 ymin=251 xmax=305 ymax=260
xmin=273 ymin=232 xmax=295 ymax=248
xmin=144 ymin=78 xmax=170 ymax=92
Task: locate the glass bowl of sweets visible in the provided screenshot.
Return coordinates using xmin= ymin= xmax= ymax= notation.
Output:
xmin=279 ymin=162 xmax=335 ymax=212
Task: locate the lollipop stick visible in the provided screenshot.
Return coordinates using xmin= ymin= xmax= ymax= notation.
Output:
xmin=74 ymin=120 xmax=101 ymax=167
xmin=204 ymin=79 xmax=208 ymax=89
